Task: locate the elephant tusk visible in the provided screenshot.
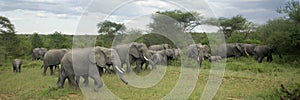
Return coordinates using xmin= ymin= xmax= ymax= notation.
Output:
xmin=197 ymin=56 xmax=200 ymax=61
xmin=121 ymin=68 xmax=125 ymax=72
xmin=144 ymin=56 xmax=149 ymax=61
xmin=115 ymin=66 xmax=124 ymax=74
xmin=244 ymin=49 xmax=249 ymax=56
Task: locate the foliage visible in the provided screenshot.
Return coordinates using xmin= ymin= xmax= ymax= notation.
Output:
xmin=136 ymin=33 xmax=174 ymax=47
xmin=0 ymin=16 xmax=19 ymax=61
xmin=49 ymin=31 xmax=71 ymax=49
xmin=149 ymin=10 xmax=202 ymax=33
xmin=277 ymin=0 xmax=300 ymax=24
xmin=31 ymin=32 xmax=43 ymax=49
xmin=97 ymin=20 xmax=126 ymax=35
xmin=205 ymin=15 xmax=255 ymax=39
xmin=255 ymin=18 xmax=300 ymax=54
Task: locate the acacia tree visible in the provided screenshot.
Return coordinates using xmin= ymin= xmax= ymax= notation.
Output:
xmin=204 ymin=15 xmax=255 ymax=39
xmin=0 ymin=16 xmax=19 ymax=61
xmin=149 ymin=10 xmax=202 ymax=33
xmin=97 ymin=20 xmax=126 ymax=35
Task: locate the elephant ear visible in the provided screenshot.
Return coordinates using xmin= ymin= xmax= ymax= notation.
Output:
xmin=88 ymin=47 xmax=106 ymax=67
xmin=130 ymin=44 xmax=139 ymax=58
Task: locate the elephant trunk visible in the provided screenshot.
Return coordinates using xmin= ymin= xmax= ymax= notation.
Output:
xmin=113 ymin=65 xmax=128 ymax=84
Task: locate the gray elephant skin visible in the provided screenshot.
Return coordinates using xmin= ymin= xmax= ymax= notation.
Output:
xmin=114 ymin=42 xmax=155 ymax=73
xmin=239 ymin=43 xmax=258 ymax=56
xmin=43 ymin=49 xmax=68 ymax=75
xmin=32 ymin=48 xmax=47 ymax=60
xmin=187 ymin=44 xmax=210 ymax=66
xmin=208 ymin=56 xmax=222 ymax=62
xmin=57 ymin=46 xmax=128 ymax=92
xmin=217 ymin=43 xmax=243 ymax=58
xmin=254 ymin=45 xmax=282 ymax=63
xmin=142 ymin=50 xmax=170 ymax=70
xmin=12 ymin=59 xmax=22 ymax=73
xmin=148 ymin=44 xmax=171 ymax=51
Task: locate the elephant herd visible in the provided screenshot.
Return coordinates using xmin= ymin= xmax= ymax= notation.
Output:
xmin=214 ymin=43 xmax=282 ymax=63
xmin=11 ymin=42 xmax=281 ymax=91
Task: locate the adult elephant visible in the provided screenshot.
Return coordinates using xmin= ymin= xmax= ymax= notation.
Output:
xmin=12 ymin=59 xmax=22 ymax=73
xmin=114 ymin=42 xmax=155 ymax=73
xmin=217 ymin=43 xmax=243 ymax=58
xmin=43 ymin=49 xmax=68 ymax=75
xmin=149 ymin=43 xmax=171 ymax=51
xmin=254 ymin=45 xmax=282 ymax=63
xmin=57 ymin=46 xmax=128 ymax=92
xmin=240 ymin=43 xmax=258 ymax=56
xmin=32 ymin=48 xmax=47 ymax=60
xmin=187 ymin=44 xmax=210 ymax=66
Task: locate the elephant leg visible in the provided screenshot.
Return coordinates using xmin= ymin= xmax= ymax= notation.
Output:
xmin=83 ymin=75 xmax=89 ymax=86
xmin=135 ymin=60 xmax=143 ymax=73
xmin=267 ymin=55 xmax=273 ymax=62
xmin=90 ymin=74 xmax=102 ymax=92
xmin=144 ymin=62 xmax=149 ymax=70
xmin=43 ymin=65 xmax=48 ymax=75
xmin=98 ymin=67 xmax=104 ymax=76
xmin=57 ymin=69 xmax=67 ymax=88
xmin=75 ymin=76 xmax=80 ymax=85
xmin=125 ymin=62 xmax=131 ymax=73
xmin=258 ymin=57 xmax=264 ymax=63
xmin=19 ymin=66 xmax=21 ymax=73
xmin=254 ymin=55 xmax=258 ymax=61
xmin=50 ymin=65 xmax=54 ymax=75
xmin=13 ymin=66 xmax=16 ymax=72
xmin=68 ymin=75 xmax=78 ymax=87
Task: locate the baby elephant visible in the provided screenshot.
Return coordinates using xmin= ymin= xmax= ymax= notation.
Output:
xmin=208 ymin=56 xmax=222 ymax=62
xmin=12 ymin=59 xmax=22 ymax=73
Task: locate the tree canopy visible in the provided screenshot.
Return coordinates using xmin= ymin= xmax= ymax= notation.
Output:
xmin=97 ymin=20 xmax=126 ymax=35
xmin=31 ymin=33 xmax=43 ymax=49
xmin=0 ymin=16 xmax=19 ymax=61
xmin=149 ymin=10 xmax=202 ymax=33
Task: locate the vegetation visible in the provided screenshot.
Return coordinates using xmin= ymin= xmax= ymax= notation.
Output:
xmin=0 ymin=0 xmax=299 ymax=99
xmin=0 ymin=57 xmax=299 ymax=99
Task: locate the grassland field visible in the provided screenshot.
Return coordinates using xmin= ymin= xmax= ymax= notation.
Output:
xmin=0 ymin=56 xmax=299 ymax=100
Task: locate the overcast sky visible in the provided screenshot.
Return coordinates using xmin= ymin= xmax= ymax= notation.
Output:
xmin=0 ymin=0 xmax=288 ymax=35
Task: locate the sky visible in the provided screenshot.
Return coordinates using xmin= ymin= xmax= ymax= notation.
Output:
xmin=0 ymin=0 xmax=287 ymax=35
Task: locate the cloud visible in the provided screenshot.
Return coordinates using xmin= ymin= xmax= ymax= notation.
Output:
xmin=0 ymin=0 xmax=90 ymax=17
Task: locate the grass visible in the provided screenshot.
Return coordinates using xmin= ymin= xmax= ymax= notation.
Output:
xmin=0 ymin=56 xmax=299 ymax=99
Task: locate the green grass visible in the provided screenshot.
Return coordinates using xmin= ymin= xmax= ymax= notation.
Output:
xmin=0 ymin=57 xmax=299 ymax=99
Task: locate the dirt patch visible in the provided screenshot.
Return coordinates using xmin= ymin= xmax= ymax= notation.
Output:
xmin=0 ymin=94 xmax=13 ymax=99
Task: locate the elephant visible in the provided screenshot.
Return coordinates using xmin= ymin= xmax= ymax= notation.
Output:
xmin=57 ymin=46 xmax=128 ymax=92
xmin=217 ymin=43 xmax=243 ymax=58
xmin=187 ymin=44 xmax=211 ymax=66
xmin=32 ymin=48 xmax=47 ymax=60
xmin=114 ymin=42 xmax=155 ymax=73
xmin=253 ymin=45 xmax=282 ymax=63
xmin=43 ymin=49 xmax=68 ymax=75
xmin=208 ymin=56 xmax=222 ymax=62
xmin=148 ymin=44 xmax=171 ymax=51
xmin=239 ymin=43 xmax=258 ymax=56
xmin=173 ymin=48 xmax=180 ymax=59
xmin=12 ymin=59 xmax=22 ymax=73
xmin=142 ymin=50 xmax=171 ymax=70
